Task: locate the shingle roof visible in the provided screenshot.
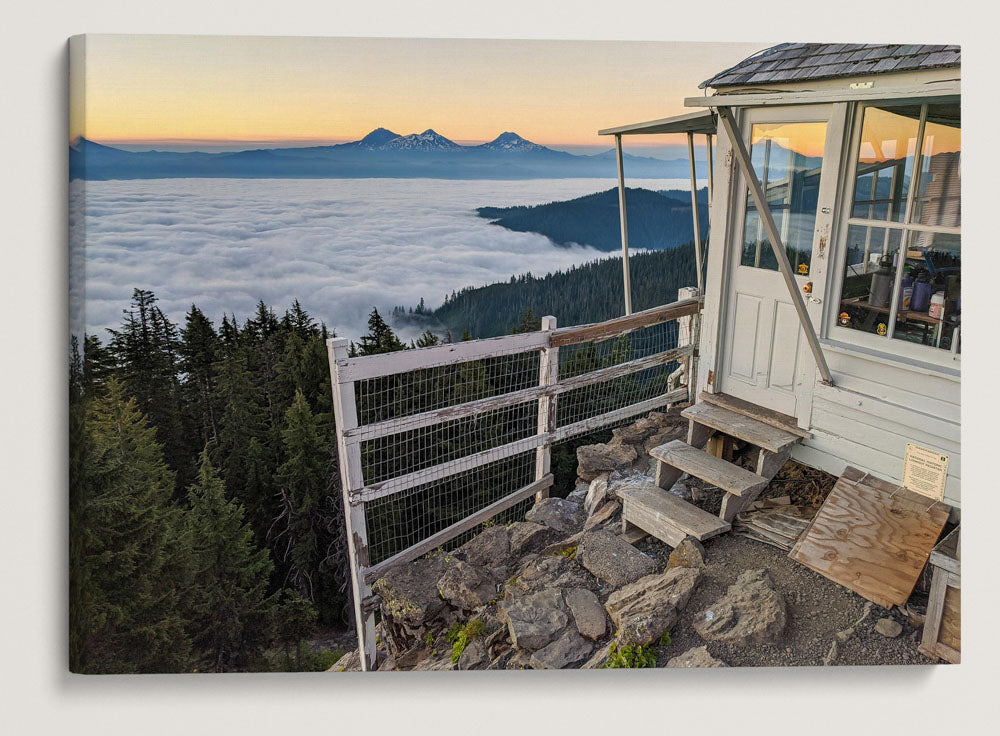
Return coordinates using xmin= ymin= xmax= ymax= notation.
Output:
xmin=701 ymin=43 xmax=960 ymax=89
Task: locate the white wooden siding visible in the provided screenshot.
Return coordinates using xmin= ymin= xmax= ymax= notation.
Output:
xmin=794 ymin=349 xmax=961 ymax=508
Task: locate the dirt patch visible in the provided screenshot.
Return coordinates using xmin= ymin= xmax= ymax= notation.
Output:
xmin=639 ymin=533 xmax=936 ymax=667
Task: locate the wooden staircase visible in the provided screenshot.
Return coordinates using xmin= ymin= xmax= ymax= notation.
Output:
xmin=619 ymin=392 xmax=809 ymax=547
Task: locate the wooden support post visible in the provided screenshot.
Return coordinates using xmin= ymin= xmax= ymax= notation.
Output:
xmin=614 ymin=133 xmax=633 ymax=316
xmin=535 ymin=316 xmax=558 ymax=502
xmin=705 ymin=133 xmax=714 ymax=208
xmin=717 ymin=106 xmax=835 ymax=386
xmin=677 ymin=286 xmax=700 ymax=405
xmin=327 ymin=338 xmax=377 ymax=672
xmin=687 ymin=132 xmax=705 ymax=295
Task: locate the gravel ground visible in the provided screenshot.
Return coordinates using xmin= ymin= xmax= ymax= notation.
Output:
xmin=632 ymin=531 xmax=938 ymax=668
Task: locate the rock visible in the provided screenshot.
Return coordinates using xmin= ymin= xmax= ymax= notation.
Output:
xmin=525 ymin=497 xmax=586 ymax=533
xmin=529 ymin=630 xmax=594 ymax=669
xmin=583 ymin=500 xmax=620 ymax=531
xmin=577 ymin=443 xmax=638 ymax=482
xmin=454 ymin=525 xmax=512 ymax=571
xmin=505 ymin=650 xmax=534 ymax=670
xmin=563 ymin=587 xmax=606 ymax=641
xmin=693 ymin=569 xmax=786 ymax=646
xmin=644 ymin=427 xmax=684 ymax=455
xmin=372 ymin=556 xmax=448 ymax=629
xmin=665 ymin=646 xmax=726 ymax=668
xmin=539 ymin=531 xmax=584 ymax=557
xmin=580 ymin=641 xmax=612 ymax=669
xmin=509 ymin=521 xmax=559 ymax=556
xmin=328 ymin=649 xmax=362 ymax=672
xmin=437 ymin=561 xmax=498 ymax=611
xmin=499 ymin=589 xmax=569 ymax=651
xmin=611 ymin=417 xmax=660 ymax=447
xmin=457 ymin=639 xmax=488 ymax=670
xmin=567 ymin=480 xmax=589 ymax=504
xmin=577 ymin=530 xmax=657 ymax=588
xmin=875 ymin=618 xmax=903 ymax=638
xmin=605 ymin=566 xmax=702 ymax=646
xmin=507 ymin=555 xmax=600 ymax=598
xmin=665 ymin=537 xmax=706 ymax=571
xmin=584 ymin=475 xmax=610 ymax=516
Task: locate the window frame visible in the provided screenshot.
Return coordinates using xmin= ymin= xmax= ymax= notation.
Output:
xmin=827 ymin=96 xmax=961 ymax=367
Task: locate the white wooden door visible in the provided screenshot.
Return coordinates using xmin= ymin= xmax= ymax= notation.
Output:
xmin=720 ymin=104 xmax=845 ymax=419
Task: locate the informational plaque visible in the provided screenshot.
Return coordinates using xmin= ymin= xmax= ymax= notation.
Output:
xmin=901 ymin=444 xmax=949 ymax=501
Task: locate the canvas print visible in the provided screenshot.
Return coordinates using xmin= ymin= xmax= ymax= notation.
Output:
xmin=68 ymin=35 xmax=961 ymax=673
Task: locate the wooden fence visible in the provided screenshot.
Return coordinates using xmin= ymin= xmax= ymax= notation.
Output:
xmin=327 ymin=291 xmax=701 ymax=669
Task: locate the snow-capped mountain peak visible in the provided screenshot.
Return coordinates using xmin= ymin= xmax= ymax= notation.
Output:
xmin=381 ymin=129 xmax=462 ymax=151
xmin=480 ymin=132 xmax=547 ymax=152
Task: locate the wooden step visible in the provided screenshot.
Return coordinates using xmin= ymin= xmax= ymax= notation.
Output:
xmin=682 ymin=402 xmax=801 ymax=454
xmin=618 ymin=480 xmax=730 ymax=547
xmin=650 ymin=440 xmax=769 ymax=498
xmin=700 ymin=391 xmax=811 ymax=439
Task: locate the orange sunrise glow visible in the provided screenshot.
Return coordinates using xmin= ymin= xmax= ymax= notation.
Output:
xmin=70 ymin=35 xmax=767 ymax=148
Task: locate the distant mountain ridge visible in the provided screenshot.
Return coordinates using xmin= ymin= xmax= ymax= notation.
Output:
xmin=69 ymin=128 xmax=708 ymax=181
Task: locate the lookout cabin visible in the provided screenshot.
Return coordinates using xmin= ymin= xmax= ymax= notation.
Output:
xmin=601 ymin=42 xmax=961 ymax=513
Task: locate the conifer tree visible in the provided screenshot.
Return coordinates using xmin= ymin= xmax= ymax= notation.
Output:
xmin=355 ymin=307 xmax=407 ymax=355
xmin=184 ymin=452 xmax=277 ymax=671
xmin=70 ymin=379 xmax=194 ymax=673
xmin=180 ymin=305 xmax=221 ymax=449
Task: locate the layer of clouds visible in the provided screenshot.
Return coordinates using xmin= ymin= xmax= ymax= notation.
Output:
xmin=70 ymin=176 xmax=688 ymax=342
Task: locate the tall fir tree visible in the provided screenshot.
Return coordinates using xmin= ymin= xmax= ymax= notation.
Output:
xmin=184 ymin=452 xmax=278 ymax=671
xmin=70 ymin=379 xmax=195 ymax=673
xmin=180 ymin=305 xmax=221 ymax=450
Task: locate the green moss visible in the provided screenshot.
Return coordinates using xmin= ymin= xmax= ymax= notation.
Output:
xmin=658 ymin=631 xmax=672 ymax=647
xmin=448 ymin=618 xmax=486 ymax=664
xmin=601 ymin=641 xmax=658 ymax=669
xmin=556 ymin=545 xmax=578 ymax=559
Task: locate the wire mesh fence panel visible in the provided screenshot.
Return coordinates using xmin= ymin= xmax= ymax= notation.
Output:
xmin=557 ymin=318 xmax=680 ymax=380
xmin=360 ymin=399 xmax=539 ymax=486
xmin=555 ymin=318 xmax=684 ymax=439
xmin=363 ymin=449 xmax=536 ymax=566
xmin=354 ymin=348 xmax=541 ymax=427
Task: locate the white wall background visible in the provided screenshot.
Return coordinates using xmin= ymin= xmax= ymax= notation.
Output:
xmin=1 ymin=2 xmax=994 ymax=734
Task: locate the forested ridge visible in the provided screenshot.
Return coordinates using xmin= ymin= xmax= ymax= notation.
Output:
xmin=394 ymin=244 xmax=699 ymax=339
xmin=476 ymin=187 xmax=708 ymax=252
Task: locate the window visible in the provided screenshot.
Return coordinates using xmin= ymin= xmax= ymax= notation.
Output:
xmin=836 ymin=102 xmax=961 ymax=354
xmin=741 ymin=122 xmax=827 ymax=275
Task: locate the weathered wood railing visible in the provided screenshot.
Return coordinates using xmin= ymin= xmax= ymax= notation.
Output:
xmin=327 ymin=291 xmax=701 ymax=669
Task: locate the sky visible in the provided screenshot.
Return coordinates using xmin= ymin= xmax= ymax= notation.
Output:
xmin=70 ymin=35 xmax=766 ymax=150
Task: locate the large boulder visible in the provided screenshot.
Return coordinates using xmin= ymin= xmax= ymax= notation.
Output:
xmin=576 ymin=530 xmax=657 ymax=588
xmin=665 ymin=537 xmax=707 ymax=571
xmin=665 ymin=646 xmax=727 ymax=668
xmin=563 ymin=587 xmax=607 ymax=641
xmin=529 ymin=631 xmax=594 ymax=669
xmin=576 ymin=443 xmax=638 ymax=482
xmin=693 ymin=569 xmax=787 ymax=646
xmin=610 ymin=416 xmax=661 ymax=447
xmin=605 ymin=566 xmax=702 ymax=646
xmin=525 ymin=497 xmax=586 ymax=534
xmin=509 ymin=521 xmax=559 ymax=556
xmin=454 ymin=525 xmax=513 ymax=572
xmin=437 ymin=560 xmax=498 ymax=611
xmin=499 ymin=589 xmax=569 ymax=651
xmin=506 ymin=555 xmax=600 ymax=598
xmin=372 ymin=556 xmax=448 ymax=630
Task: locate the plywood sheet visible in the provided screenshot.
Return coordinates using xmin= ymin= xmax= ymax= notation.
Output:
xmin=940 ymin=586 xmax=961 ymax=653
xmin=789 ymin=466 xmax=950 ymax=608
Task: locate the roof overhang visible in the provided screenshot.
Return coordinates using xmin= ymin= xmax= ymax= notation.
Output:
xmin=598 ymin=109 xmax=716 ymax=137
xmin=685 ymin=77 xmax=960 ymax=108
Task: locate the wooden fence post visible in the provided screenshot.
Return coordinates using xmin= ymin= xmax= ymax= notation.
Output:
xmin=535 ymin=316 xmax=558 ymax=501
xmin=677 ymin=286 xmax=700 ymax=404
xmin=327 ymin=337 xmax=377 ymax=671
